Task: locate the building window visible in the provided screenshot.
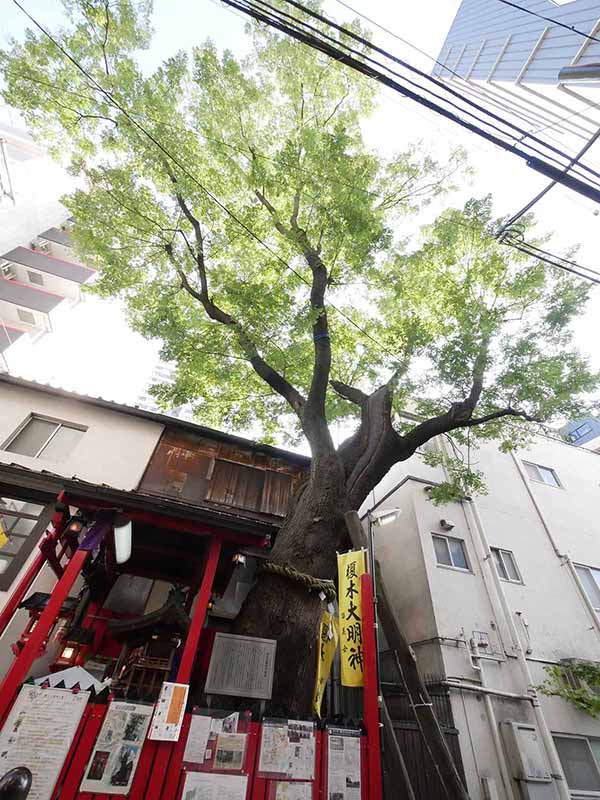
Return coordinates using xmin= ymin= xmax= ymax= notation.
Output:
xmin=575 ymin=565 xmax=600 ymax=611
xmin=523 ymin=461 xmax=561 ymax=487
xmin=3 ymin=415 xmax=86 ymax=461
xmin=432 ymin=534 xmax=469 ymax=571
xmin=16 ymin=308 xmax=36 ymax=326
xmin=491 ymin=547 xmax=522 ymax=583
xmin=554 ymin=735 xmax=600 ymax=794
xmin=27 ymin=270 xmax=44 ymax=286
xmin=0 ymin=495 xmax=51 ymax=591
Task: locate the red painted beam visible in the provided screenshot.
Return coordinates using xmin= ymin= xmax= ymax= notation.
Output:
xmin=0 ymin=548 xmax=89 ymax=724
xmin=361 ymin=572 xmax=382 ymax=800
xmin=0 ymin=549 xmax=46 ymax=638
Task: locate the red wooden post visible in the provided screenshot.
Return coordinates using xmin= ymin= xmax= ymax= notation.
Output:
xmin=0 ymin=548 xmax=89 ymax=724
xmin=0 ymin=549 xmax=46 ymax=638
xmin=143 ymin=536 xmax=222 ymax=798
xmin=361 ymin=572 xmax=382 ymax=800
xmin=177 ymin=537 xmax=222 ymax=683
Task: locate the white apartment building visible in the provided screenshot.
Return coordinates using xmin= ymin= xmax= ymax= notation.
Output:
xmin=366 ymin=431 xmax=600 ymax=799
xmin=0 ymin=120 xmax=95 ymax=369
xmin=433 ymin=0 xmax=600 ymax=158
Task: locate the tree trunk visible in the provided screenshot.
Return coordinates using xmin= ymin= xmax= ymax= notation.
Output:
xmin=233 ymin=451 xmax=350 ymax=714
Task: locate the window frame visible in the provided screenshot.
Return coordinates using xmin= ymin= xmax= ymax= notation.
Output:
xmin=27 ymin=269 xmax=44 ymax=286
xmin=0 ymin=497 xmax=52 ymax=591
xmin=553 ymin=732 xmax=600 ymax=795
xmin=522 ymin=460 xmax=562 ymax=488
xmin=16 ymin=307 xmax=36 ymax=326
xmin=574 ymin=563 xmax=600 ymax=612
xmin=431 ymin=533 xmax=471 ymax=572
xmin=2 ymin=413 xmax=87 ymax=460
xmin=491 ymin=547 xmax=523 ymax=584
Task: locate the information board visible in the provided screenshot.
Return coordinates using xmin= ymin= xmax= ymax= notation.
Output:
xmin=258 ymin=719 xmax=315 ymax=780
xmin=148 ymin=681 xmax=189 ymax=741
xmin=327 ymin=727 xmax=362 ymax=800
xmin=0 ymin=685 xmax=89 ymax=800
xmin=80 ymin=700 xmax=153 ymax=795
xmin=205 ymin=633 xmax=276 ymax=700
xmin=182 ymin=771 xmax=248 ymax=800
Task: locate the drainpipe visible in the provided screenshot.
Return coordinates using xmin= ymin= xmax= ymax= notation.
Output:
xmin=436 ymin=440 xmax=571 ymax=800
xmin=510 ymin=452 xmax=600 ymax=642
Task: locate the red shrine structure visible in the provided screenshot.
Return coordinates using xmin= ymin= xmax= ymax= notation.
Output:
xmin=0 ymin=380 xmax=382 ymax=800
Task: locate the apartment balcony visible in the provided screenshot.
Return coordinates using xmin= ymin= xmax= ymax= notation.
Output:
xmin=0 ymin=276 xmax=64 ymax=314
xmin=3 ymin=246 xmax=93 ymax=285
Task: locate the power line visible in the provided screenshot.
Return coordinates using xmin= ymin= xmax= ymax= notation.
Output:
xmin=502 ymin=235 xmax=600 ymax=285
xmin=220 ymin=0 xmax=600 ymax=201
xmin=500 ymin=124 xmax=600 ymax=233
xmin=495 ymin=0 xmax=600 ymax=44
xmin=334 ymin=0 xmax=600 ymax=153
xmin=9 ymin=0 xmax=402 ymax=363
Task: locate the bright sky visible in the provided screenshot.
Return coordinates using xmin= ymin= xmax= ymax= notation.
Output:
xmin=2 ymin=0 xmax=599 ymax=408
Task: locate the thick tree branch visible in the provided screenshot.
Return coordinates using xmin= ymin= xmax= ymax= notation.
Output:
xmin=163 ymin=174 xmax=305 ymax=415
xmin=255 ymin=187 xmax=332 ymax=440
xmin=330 ymin=380 xmax=368 ymax=408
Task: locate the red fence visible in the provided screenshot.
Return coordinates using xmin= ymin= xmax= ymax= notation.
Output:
xmin=50 ymin=706 xmax=370 ymax=800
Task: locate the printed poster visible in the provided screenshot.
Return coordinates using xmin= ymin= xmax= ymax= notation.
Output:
xmin=337 ymin=550 xmax=366 ymax=687
xmin=81 ymin=700 xmax=153 ymax=795
xmin=327 ymin=728 xmax=362 ymax=800
xmin=148 ymin=681 xmax=189 ymax=741
xmin=183 ymin=714 xmax=213 ymax=763
xmin=312 ymin=609 xmax=339 ymax=717
xmin=0 ymin=685 xmax=89 ymax=800
xmin=205 ymin=633 xmax=276 ymax=700
xmin=258 ymin=720 xmax=315 ymax=780
xmin=274 ymin=781 xmax=312 ymax=800
xmin=214 ymin=732 xmax=247 ymax=770
xmin=182 ymin=771 xmax=248 ymax=800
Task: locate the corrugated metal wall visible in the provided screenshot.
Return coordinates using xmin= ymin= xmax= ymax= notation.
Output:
xmin=139 ymin=428 xmax=305 ymax=519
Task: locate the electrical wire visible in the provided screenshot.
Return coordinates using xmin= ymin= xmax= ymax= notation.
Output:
xmin=334 ymin=0 xmax=600 ymax=153
xmin=9 ymin=0 xmax=404 ymax=363
xmin=495 ymin=0 xmax=600 ymax=44
xmin=220 ymin=0 xmax=600 ymax=201
xmin=500 ymin=123 xmax=600 ymax=233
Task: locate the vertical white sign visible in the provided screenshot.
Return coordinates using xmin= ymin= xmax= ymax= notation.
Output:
xmin=0 ymin=685 xmax=89 ymax=800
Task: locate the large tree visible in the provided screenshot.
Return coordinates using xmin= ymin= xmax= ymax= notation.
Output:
xmin=2 ymin=0 xmax=596 ymax=713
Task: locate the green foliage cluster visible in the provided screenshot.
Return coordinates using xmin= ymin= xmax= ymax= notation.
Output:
xmin=1 ymin=0 xmax=596 ymax=480
xmin=539 ymin=662 xmax=600 ymax=718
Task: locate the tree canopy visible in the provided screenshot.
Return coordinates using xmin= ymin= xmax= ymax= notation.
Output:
xmin=2 ymin=0 xmax=596 ymax=496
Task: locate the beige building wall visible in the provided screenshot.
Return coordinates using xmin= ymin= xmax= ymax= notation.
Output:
xmin=364 ymin=434 xmax=600 ymax=799
xmin=0 ymin=379 xmax=164 ymax=676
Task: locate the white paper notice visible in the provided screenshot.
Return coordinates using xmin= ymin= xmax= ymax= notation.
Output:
xmin=183 ymin=715 xmax=212 ymax=763
xmin=182 ymin=771 xmax=248 ymax=800
xmin=275 ymin=782 xmax=312 ymax=800
xmin=205 ymin=633 xmax=276 ymax=699
xmin=80 ymin=700 xmax=153 ymax=795
xmin=258 ymin=720 xmax=315 ymax=780
xmin=327 ymin=729 xmax=362 ymax=800
xmin=148 ymin=681 xmax=189 ymax=741
xmin=0 ymin=685 xmax=89 ymax=800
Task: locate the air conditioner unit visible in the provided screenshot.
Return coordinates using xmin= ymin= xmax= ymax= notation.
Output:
xmin=33 ymin=240 xmax=52 ymax=255
xmin=1 ymin=262 xmax=16 ymax=280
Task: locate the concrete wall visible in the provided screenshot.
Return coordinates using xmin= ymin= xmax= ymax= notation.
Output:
xmin=0 ymin=382 xmax=164 ymax=490
xmin=366 ymin=433 xmax=600 ymax=798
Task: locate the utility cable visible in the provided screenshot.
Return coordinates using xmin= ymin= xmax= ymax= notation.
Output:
xmin=10 ymin=0 xmax=402 ymax=363
xmin=276 ymin=0 xmax=600 ymax=184
xmin=495 ymin=0 xmax=600 ymax=44
xmin=220 ymin=0 xmax=600 ymax=201
xmin=500 ymin=124 xmax=600 ymax=234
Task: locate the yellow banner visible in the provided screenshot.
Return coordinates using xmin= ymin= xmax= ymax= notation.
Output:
xmin=338 ymin=549 xmax=366 ymax=687
xmin=0 ymin=520 xmax=7 ymax=550
xmin=312 ymin=610 xmax=339 ymax=718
